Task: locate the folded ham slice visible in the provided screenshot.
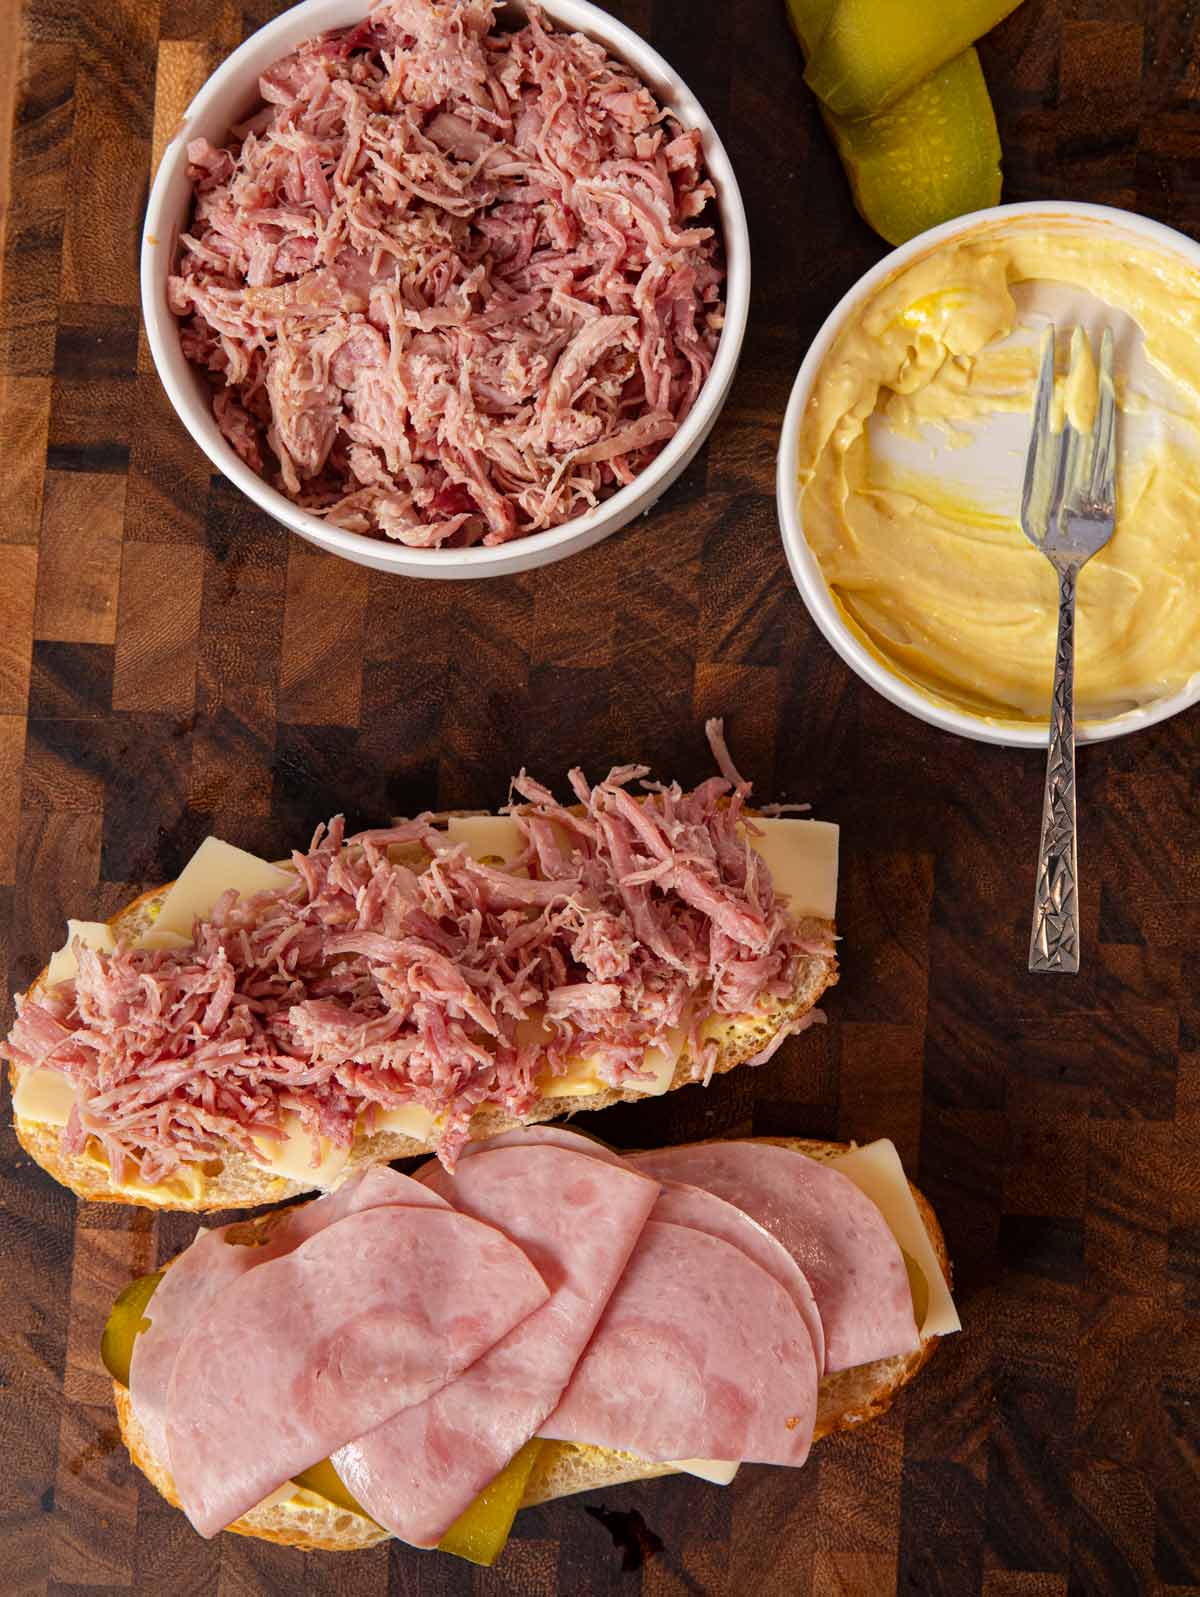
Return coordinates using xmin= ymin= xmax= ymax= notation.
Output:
xmin=539 ymin=1219 xmax=818 ymax=1465
xmin=130 ymin=1166 xmax=444 ymax=1469
xmin=430 ymin=1122 xmax=630 ymax=1171
xmin=334 ymin=1145 xmax=659 ymax=1546
xmin=445 ymin=1128 xmax=830 ymax=1374
xmin=450 ymin=1131 xmax=827 ymax=1371
xmin=628 ymin=1142 xmax=918 ymax=1372
xmin=651 ymin=1179 xmax=826 ymax=1375
xmin=166 ymin=1204 xmax=549 ymax=1536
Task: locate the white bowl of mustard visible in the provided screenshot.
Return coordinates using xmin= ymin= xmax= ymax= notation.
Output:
xmin=776 ymin=201 xmax=1200 ymax=747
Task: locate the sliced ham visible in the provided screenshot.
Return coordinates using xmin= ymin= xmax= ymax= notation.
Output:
xmin=628 ymin=1143 xmax=918 ymax=1373
xmin=429 ymin=1122 xmax=630 ymax=1172
xmin=129 ymin=1166 xmax=444 ymax=1468
xmin=472 ymin=1132 xmax=827 ymax=1382
xmin=334 ymin=1145 xmax=658 ymax=1545
xmin=651 ymin=1179 xmax=826 ymax=1375
xmin=165 ymin=1204 xmax=549 ymax=1536
xmin=539 ymin=1219 xmax=818 ymax=1466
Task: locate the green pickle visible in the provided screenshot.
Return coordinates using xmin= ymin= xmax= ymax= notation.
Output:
xmin=825 ymin=49 xmax=1001 ymax=247
xmin=298 ymin=1443 xmax=541 ymax=1564
xmin=100 ymin=1270 xmax=164 ymax=1387
xmin=804 ymin=0 xmax=1024 ymax=119
xmin=101 ymin=1268 xmax=535 ymax=1565
xmin=785 ymin=0 xmax=1002 ymax=246
xmin=784 ymin=0 xmax=835 ymax=55
xmin=437 ymin=1439 xmax=543 ymax=1566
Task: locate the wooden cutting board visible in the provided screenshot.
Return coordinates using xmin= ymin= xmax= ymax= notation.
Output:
xmin=1 ymin=1 xmax=1198 ymax=1593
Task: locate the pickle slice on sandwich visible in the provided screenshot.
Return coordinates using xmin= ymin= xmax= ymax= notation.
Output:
xmin=99 ymin=1270 xmax=164 ymax=1388
xmin=436 ymin=1439 xmax=543 ymax=1566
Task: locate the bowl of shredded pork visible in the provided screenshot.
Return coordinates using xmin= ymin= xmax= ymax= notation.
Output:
xmin=141 ymin=0 xmax=749 ymax=576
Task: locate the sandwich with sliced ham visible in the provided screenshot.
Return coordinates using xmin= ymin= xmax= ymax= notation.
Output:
xmin=101 ymin=1127 xmax=958 ymax=1566
xmin=5 ymin=725 xmax=838 ymax=1211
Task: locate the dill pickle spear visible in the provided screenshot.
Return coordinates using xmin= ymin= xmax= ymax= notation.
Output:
xmin=785 ymin=0 xmax=1002 ymax=246
xmin=291 ymin=1445 xmax=540 ymax=1560
xmin=805 ymin=0 xmax=1025 ymax=119
xmin=784 ymin=0 xmax=834 ymax=54
xmin=293 ymin=1440 xmax=541 ymax=1560
xmin=825 ymin=49 xmax=1001 ymax=246
xmin=100 ymin=1270 xmax=164 ymax=1388
xmin=437 ymin=1439 xmax=543 ymax=1566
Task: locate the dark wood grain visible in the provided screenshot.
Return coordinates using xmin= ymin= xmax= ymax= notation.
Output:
xmin=1 ymin=1 xmax=1199 ymax=1593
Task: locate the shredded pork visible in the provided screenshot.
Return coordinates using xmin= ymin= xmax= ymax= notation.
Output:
xmin=169 ymin=0 xmax=723 ymax=547
xmin=6 ymin=727 xmax=830 ymax=1182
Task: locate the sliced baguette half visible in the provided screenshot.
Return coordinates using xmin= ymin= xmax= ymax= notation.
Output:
xmin=8 ymin=870 xmax=837 ymax=1213
xmin=110 ymin=1137 xmax=947 ymax=1552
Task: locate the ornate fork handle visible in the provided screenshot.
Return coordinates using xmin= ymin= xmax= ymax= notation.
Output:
xmin=1029 ymin=563 xmax=1080 ymax=973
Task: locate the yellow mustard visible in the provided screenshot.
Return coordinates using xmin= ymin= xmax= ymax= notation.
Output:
xmin=797 ymin=220 xmax=1200 ymax=723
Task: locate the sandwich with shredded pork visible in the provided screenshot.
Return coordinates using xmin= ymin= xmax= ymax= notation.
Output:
xmin=5 ymin=723 xmax=838 ymax=1210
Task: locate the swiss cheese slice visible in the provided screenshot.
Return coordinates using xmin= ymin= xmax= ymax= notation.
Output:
xmin=137 ymin=837 xmax=294 ymax=949
xmin=18 ymin=921 xmax=122 ymax=1127
xmin=78 ymin=1139 xmax=207 ymax=1203
xmin=446 ymin=813 xmax=839 ymax=921
xmin=829 ymin=1139 xmax=960 ymax=1338
xmin=537 ymin=1027 xmax=685 ymax=1100
xmin=251 ymin=1481 xmax=302 ymax=1514
xmin=12 ymin=1067 xmax=79 ymax=1127
xmin=370 ymin=1103 xmax=439 ymax=1141
xmin=46 ymin=920 xmax=117 ymax=986
xmin=671 ymin=1458 xmax=740 ymax=1485
xmin=248 ymin=1114 xmax=351 ymax=1187
xmin=524 ymin=1003 xmax=683 ymax=1102
xmin=137 ymin=928 xmax=192 ymax=954
xmin=743 ymin=818 xmax=838 ymax=920
xmin=444 ymin=814 xmax=525 ymax=862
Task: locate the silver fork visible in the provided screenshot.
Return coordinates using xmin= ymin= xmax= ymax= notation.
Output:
xmin=1021 ymin=324 xmax=1117 ymax=974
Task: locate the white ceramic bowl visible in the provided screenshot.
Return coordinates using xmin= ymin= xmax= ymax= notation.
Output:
xmin=776 ymin=200 xmax=1200 ymax=747
xmin=142 ymin=0 xmax=749 ymax=580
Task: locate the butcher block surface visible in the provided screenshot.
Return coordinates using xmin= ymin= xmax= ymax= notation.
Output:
xmin=1 ymin=0 xmax=1198 ymax=1593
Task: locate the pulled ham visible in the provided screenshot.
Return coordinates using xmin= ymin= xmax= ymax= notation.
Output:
xmin=6 ymin=726 xmax=829 ymax=1181
xmin=169 ymin=0 xmax=723 ymax=547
